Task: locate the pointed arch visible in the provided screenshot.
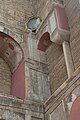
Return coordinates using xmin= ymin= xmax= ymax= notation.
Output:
xmin=0 ymin=31 xmax=25 ymax=99
xmin=37 ymin=32 xmax=52 ymax=52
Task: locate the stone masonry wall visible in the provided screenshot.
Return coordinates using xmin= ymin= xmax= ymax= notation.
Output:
xmin=46 ymin=43 xmax=68 ymax=93
xmin=50 ymin=103 xmax=67 ymax=120
xmin=0 ymin=0 xmax=51 ymax=103
xmin=63 ymin=0 xmax=80 ymax=70
xmin=0 ymin=109 xmax=24 ymax=120
xmin=0 ymin=0 xmax=34 ymax=33
xmin=0 ymin=57 xmax=11 ymax=95
xmin=39 ymin=0 xmax=80 ymax=94
xmin=37 ymin=0 xmax=62 ymax=20
xmin=0 ymin=1 xmax=46 ymax=120
xmin=25 ymin=33 xmax=51 ymax=102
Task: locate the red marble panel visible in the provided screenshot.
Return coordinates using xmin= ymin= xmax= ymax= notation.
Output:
xmin=11 ymin=59 xmax=25 ymax=99
xmin=70 ymin=96 xmax=80 ymax=120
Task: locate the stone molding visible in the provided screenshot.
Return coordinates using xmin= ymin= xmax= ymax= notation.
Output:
xmin=44 ymin=66 xmax=80 ymax=113
xmin=0 ymin=94 xmax=44 ymax=113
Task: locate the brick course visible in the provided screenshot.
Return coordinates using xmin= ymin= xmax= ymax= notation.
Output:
xmin=46 ymin=43 xmax=68 ymax=93
xmin=63 ymin=0 xmax=80 ymax=70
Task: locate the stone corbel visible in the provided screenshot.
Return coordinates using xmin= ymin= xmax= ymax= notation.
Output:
xmin=37 ymin=3 xmax=70 ymax=51
xmin=50 ymin=2 xmax=70 ymax=44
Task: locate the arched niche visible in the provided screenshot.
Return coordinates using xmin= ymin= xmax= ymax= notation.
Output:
xmin=0 ymin=31 xmax=23 ymax=72
xmin=0 ymin=32 xmax=25 ymax=99
xmin=37 ymin=32 xmax=52 ymax=52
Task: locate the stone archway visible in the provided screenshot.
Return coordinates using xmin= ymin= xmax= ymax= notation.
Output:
xmin=0 ymin=31 xmax=25 ymax=99
xmin=37 ymin=32 xmax=52 ymax=52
